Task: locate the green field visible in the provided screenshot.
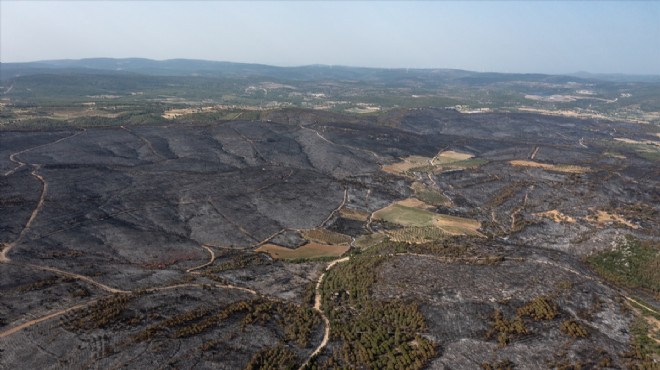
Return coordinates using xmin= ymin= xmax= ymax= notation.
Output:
xmin=374 ymin=202 xmax=482 ymax=236
xmin=374 ymin=204 xmax=436 ymax=227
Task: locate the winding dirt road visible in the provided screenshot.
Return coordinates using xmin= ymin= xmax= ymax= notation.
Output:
xmin=0 ymin=298 xmax=103 ymax=339
xmin=186 ymin=244 xmax=217 ymax=273
xmin=0 ymin=166 xmax=48 ymax=263
xmin=299 ymin=256 xmax=350 ymax=370
xmin=319 ymin=188 xmax=348 ymax=227
xmin=24 ymin=263 xmax=129 ymax=294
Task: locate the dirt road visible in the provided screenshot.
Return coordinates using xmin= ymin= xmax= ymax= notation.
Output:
xmin=299 ymin=256 xmax=350 ymax=369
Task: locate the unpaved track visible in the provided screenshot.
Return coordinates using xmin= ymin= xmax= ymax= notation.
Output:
xmin=0 ymin=166 xmax=48 ymax=263
xmin=579 ymin=137 xmax=588 ymax=148
xmin=25 ymin=263 xmax=130 ymax=294
xmin=299 ymin=256 xmax=350 ymax=370
xmin=301 ymin=124 xmax=381 ymax=160
xmin=186 ymin=244 xmax=217 ymax=272
xmin=0 ymin=282 xmax=257 ymax=339
xmin=529 ymin=146 xmax=540 ymax=159
xmin=120 ymin=125 xmax=166 ymax=160
xmin=2 ymin=130 xmax=86 ymax=260
xmin=625 ymin=296 xmax=660 ymax=316
xmin=3 ymin=130 xmax=85 ymax=177
xmin=319 ymin=188 xmax=348 ymax=227
xmin=0 ymin=298 xmax=103 ymax=339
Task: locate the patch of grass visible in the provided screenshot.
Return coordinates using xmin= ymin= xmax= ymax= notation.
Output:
xmin=449 ymin=158 xmax=488 ymax=168
xmin=637 ymin=150 xmax=660 ymax=162
xmin=587 ymin=235 xmax=660 ymax=294
xmin=411 ymin=182 xmax=451 ymax=207
xmin=622 ymin=317 xmax=660 ymax=367
xmin=374 ymin=204 xmax=436 ymax=227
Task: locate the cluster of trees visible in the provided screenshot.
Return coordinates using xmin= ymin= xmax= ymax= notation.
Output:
xmin=65 ymin=293 xmax=141 ymax=332
xmin=516 ymin=296 xmax=558 ymax=321
xmin=134 ymin=306 xmax=216 ymax=342
xmin=363 ymin=237 xmax=478 ymax=259
xmin=560 ymin=320 xmax=589 ymax=338
xmin=245 ymin=346 xmax=297 ymax=370
xmin=313 ymin=254 xmax=436 ymax=369
xmin=209 ymin=253 xmax=271 ymax=273
xmin=17 ymin=276 xmax=66 ymax=292
xmin=487 ymin=296 xmax=561 ymax=347
xmin=134 ymin=298 xmax=320 ymax=349
xmin=485 ymin=310 xmax=528 ymax=347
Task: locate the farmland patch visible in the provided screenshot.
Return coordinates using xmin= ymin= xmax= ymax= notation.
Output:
xmin=256 ymin=243 xmax=350 ymax=260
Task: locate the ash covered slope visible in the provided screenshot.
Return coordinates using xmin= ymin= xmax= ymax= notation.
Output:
xmin=1 ymin=109 xmax=658 ymax=369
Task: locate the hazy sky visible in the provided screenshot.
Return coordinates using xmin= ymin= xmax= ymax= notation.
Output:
xmin=1 ymin=1 xmax=659 ymax=74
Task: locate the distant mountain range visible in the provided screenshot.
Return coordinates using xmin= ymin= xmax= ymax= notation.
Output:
xmin=3 ymin=58 xmax=657 ymax=83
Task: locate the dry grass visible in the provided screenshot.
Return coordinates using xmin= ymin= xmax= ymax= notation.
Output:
xmin=535 ymin=210 xmax=577 ymax=223
xmin=509 ymin=160 xmax=590 ymax=174
xmin=381 ymin=156 xmax=432 ymax=175
xmin=396 ymin=197 xmax=435 ymax=210
xmin=587 ymin=210 xmax=639 ymax=229
xmin=256 ymin=243 xmax=349 ymax=260
xmin=433 ymin=214 xmax=483 ymax=236
xmin=432 ymin=150 xmax=474 ymax=164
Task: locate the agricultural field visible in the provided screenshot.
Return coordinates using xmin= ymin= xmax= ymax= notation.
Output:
xmin=381 ymin=155 xmax=432 ymax=175
xmin=256 ymin=243 xmax=350 ymax=260
xmin=411 ymin=182 xmax=452 ymax=207
xmin=373 ymin=200 xmax=482 ymax=236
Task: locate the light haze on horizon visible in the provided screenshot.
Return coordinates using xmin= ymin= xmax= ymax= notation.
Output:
xmin=1 ymin=1 xmax=659 ymax=75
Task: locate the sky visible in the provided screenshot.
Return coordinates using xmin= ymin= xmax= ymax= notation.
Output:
xmin=1 ymin=1 xmax=659 ymax=75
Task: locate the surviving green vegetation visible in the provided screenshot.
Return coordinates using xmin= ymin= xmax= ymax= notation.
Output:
xmin=624 ymin=317 xmax=660 ymax=368
xmin=374 ymin=202 xmax=482 ymax=236
xmin=311 ymin=252 xmax=436 ymax=369
xmin=411 ymin=182 xmax=451 ymax=207
xmin=135 ymin=298 xmax=320 ymax=347
xmin=374 ymin=204 xmax=437 ymax=227
xmin=587 ymin=235 xmax=660 ymax=294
